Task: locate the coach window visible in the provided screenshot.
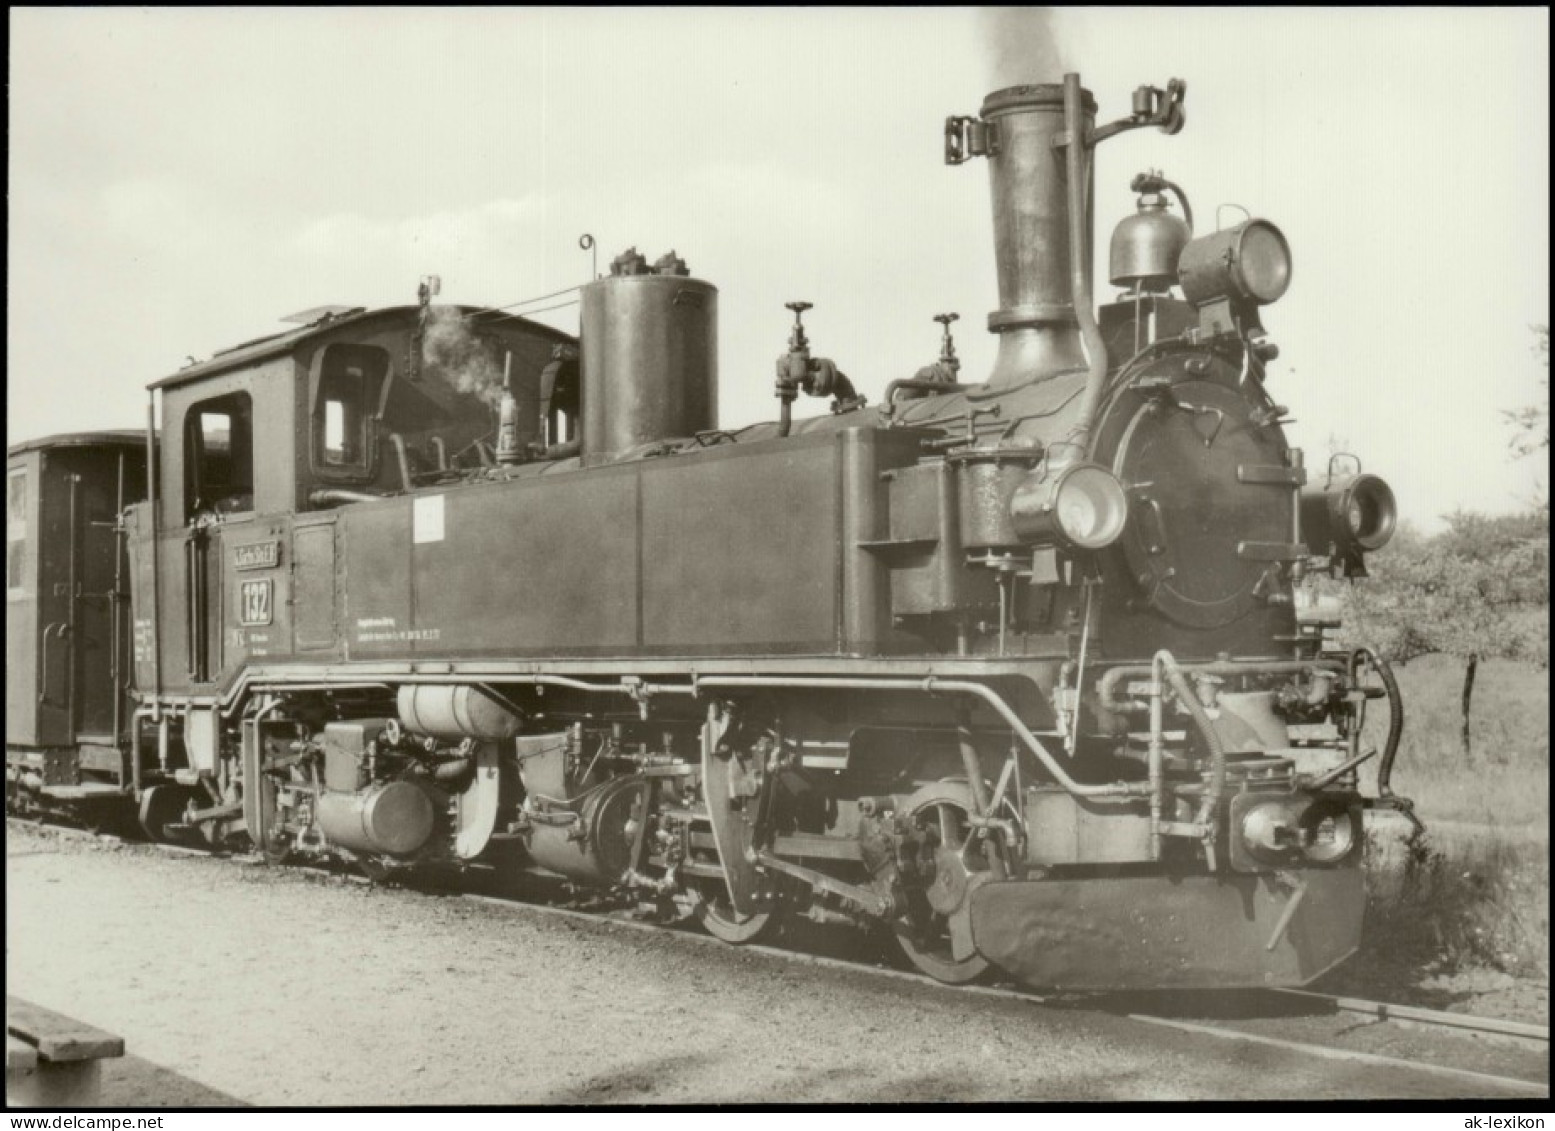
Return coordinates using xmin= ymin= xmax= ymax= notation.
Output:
xmin=184 ymin=392 xmax=254 ymax=521
xmin=7 ymin=468 xmax=26 ymax=595
xmin=313 ymin=345 xmax=386 ymax=480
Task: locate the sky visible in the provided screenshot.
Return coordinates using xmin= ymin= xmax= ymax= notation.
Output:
xmin=9 ymin=7 xmax=1550 ymax=530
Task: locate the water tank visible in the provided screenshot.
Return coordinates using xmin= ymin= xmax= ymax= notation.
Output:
xmin=579 ymin=249 xmax=717 ymax=465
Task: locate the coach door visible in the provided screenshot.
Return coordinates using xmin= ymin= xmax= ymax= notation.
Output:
xmin=29 ymin=450 xmax=124 ymax=746
xmin=66 ymin=450 xmax=129 ymax=742
xmin=31 ymin=448 xmax=136 ymax=746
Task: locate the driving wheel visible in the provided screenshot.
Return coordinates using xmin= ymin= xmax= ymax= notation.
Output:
xmin=893 ymin=781 xmax=1009 ymax=984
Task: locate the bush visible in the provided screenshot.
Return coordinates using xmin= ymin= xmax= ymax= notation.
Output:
xmin=1360 ymin=826 xmax=1548 ymax=982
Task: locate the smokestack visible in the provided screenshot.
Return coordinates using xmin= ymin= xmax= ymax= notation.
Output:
xmin=950 ymin=83 xmax=1096 ymax=390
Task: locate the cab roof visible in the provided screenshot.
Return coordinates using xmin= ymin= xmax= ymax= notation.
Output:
xmin=149 ymin=304 xmax=577 ymax=392
xmin=8 ymin=430 xmax=151 ymax=459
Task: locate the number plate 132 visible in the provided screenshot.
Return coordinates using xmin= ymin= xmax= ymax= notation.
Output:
xmin=239 ymin=579 xmax=273 ymax=627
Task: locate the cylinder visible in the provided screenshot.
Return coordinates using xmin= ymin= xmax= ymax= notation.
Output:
xmin=980 ymin=85 xmax=1095 ymax=389
xmin=523 ymin=776 xmax=644 ymax=883
xmin=398 ymin=685 xmax=523 ymax=742
xmin=579 ymin=268 xmax=717 ymax=465
xmin=316 ymin=780 xmax=437 ymax=858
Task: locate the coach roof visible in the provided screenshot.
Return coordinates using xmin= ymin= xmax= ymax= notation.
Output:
xmin=7 ymin=430 xmax=150 ymax=459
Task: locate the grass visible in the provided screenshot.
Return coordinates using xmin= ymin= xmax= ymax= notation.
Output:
xmin=1359 ymin=653 xmax=1549 ymax=827
xmin=1345 ymin=654 xmax=1549 ymax=990
xmin=1357 ymin=825 xmax=1548 ymax=985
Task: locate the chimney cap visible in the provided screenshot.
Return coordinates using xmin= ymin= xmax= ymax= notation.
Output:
xmin=980 ymin=83 xmax=1096 ymax=118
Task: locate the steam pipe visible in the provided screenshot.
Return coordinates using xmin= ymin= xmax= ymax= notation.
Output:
xmin=1349 ymin=647 xmax=1403 ymax=797
xmin=1062 ymin=73 xmax=1109 ymax=458
xmin=1146 ymin=661 xmax=1165 ymax=857
xmin=390 ymin=433 xmax=414 ymax=491
xmin=695 ymin=675 xmax=1149 ymax=799
xmin=882 ymin=378 xmax=957 ymax=415
xmin=542 ymin=439 xmax=581 ymax=461
xmin=1133 ymin=171 xmax=1195 ymax=236
xmin=1162 ymin=176 xmax=1195 ymax=236
xmin=1152 ymin=651 xmax=1227 ymax=835
xmin=232 ymin=668 xmax=1135 ymax=799
xmin=956 ymin=707 xmax=992 ymax=818
xmin=308 ymin=488 xmax=389 ymax=507
xmin=1099 ymin=659 xmax=1346 ymax=714
xmin=825 ymin=367 xmax=863 ymax=409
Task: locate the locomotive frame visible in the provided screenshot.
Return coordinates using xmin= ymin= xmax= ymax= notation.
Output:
xmin=7 ymin=69 xmax=1416 ymax=991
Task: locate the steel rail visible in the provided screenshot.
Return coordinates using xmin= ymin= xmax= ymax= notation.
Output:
xmin=1273 ymin=988 xmax=1548 ymax=1044
xmin=10 ymin=816 xmax=1546 ymax=1067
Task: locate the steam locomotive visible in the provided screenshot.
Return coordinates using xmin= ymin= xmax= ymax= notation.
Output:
xmin=6 ymin=72 xmax=1416 ymax=989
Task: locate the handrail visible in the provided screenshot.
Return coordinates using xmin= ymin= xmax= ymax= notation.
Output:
xmin=66 ymin=472 xmax=80 ymax=733
xmin=145 ymin=395 xmax=162 ymax=710
xmin=111 ymin=451 xmax=126 ymax=750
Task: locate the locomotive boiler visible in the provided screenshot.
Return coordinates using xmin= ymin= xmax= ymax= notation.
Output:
xmin=6 ymin=70 xmax=1416 ymax=989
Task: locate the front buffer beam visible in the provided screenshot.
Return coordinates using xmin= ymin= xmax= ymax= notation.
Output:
xmin=969 ymin=867 xmax=1364 ymax=990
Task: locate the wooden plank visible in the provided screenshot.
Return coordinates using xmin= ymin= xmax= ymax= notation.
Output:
xmin=6 ymin=997 xmax=124 ymax=1063
xmin=6 ymin=1034 xmax=38 ymax=1071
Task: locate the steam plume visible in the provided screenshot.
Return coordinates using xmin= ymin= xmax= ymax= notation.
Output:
xmin=422 ymin=305 xmax=504 ymax=407
xmin=979 ymin=6 xmax=1072 ymax=88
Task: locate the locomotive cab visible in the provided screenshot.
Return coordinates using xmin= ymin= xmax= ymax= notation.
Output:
xmin=121 ymin=305 xmax=576 ymax=843
xmin=135 ymin=303 xmax=579 ymax=686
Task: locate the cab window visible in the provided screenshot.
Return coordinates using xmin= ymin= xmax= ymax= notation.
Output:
xmin=7 ymin=468 xmax=26 ymax=595
xmin=313 ymin=345 xmax=386 ymax=479
xmin=185 ymin=392 xmax=254 ymax=520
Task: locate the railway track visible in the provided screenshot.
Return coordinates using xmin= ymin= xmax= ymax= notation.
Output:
xmin=9 ymin=816 xmax=1549 ymax=1098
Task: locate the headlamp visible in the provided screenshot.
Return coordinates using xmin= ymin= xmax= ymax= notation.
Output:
xmin=1178 ymin=219 xmax=1293 ymax=308
xmin=1301 ymin=472 xmax=1397 ymax=568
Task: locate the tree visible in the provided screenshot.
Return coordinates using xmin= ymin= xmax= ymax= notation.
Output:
xmin=1337 ymin=509 xmax=1549 ymax=758
xmin=1504 ymin=324 xmax=1550 ymax=460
